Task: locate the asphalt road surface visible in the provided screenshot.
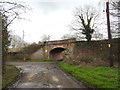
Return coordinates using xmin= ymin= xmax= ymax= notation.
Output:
xmin=7 ymin=62 xmax=88 ymax=88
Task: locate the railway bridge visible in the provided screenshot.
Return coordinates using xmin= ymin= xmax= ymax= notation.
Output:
xmin=31 ymin=38 xmax=76 ymax=60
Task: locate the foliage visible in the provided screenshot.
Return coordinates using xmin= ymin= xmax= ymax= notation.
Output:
xmin=78 ymin=14 xmax=94 ymax=42
xmin=7 ymin=43 xmax=43 ymax=60
xmin=21 ymin=43 xmax=42 ymax=54
xmin=58 ymin=62 xmax=119 ymax=88
xmin=2 ymin=65 xmax=20 ymax=88
xmin=1 ymin=15 xmax=10 ymax=73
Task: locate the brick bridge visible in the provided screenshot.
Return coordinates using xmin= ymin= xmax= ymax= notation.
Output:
xmin=31 ymin=38 xmax=76 ymax=60
xmin=44 ymin=38 xmax=76 ymax=60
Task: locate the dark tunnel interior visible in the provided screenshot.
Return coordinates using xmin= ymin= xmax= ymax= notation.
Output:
xmin=49 ymin=47 xmax=66 ymax=60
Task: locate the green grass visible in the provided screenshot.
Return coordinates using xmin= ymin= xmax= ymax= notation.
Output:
xmin=58 ymin=62 xmax=119 ymax=89
xmin=2 ymin=65 xmax=20 ymax=88
xmin=7 ymin=59 xmax=57 ymax=62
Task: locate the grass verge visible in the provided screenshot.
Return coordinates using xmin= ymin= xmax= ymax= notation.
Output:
xmin=2 ymin=65 xmax=20 ymax=88
xmin=58 ymin=62 xmax=119 ymax=89
xmin=7 ymin=59 xmax=57 ymax=62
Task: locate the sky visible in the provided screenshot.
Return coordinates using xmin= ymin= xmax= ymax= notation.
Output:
xmin=9 ymin=0 xmax=106 ymax=43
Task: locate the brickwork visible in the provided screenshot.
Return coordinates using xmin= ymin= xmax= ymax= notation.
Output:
xmin=44 ymin=38 xmax=76 ymax=59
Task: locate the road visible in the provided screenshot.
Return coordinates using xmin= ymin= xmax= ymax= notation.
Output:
xmin=7 ymin=62 xmax=88 ymax=88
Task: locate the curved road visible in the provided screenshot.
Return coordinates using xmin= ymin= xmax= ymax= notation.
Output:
xmin=7 ymin=62 xmax=88 ymax=88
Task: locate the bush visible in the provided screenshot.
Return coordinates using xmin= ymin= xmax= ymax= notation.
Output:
xmin=7 ymin=43 xmax=43 ymax=61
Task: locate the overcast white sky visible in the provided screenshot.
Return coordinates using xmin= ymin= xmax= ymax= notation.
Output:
xmin=9 ymin=0 xmax=106 ymax=43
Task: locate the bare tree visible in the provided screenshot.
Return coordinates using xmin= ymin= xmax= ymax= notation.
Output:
xmin=92 ymin=31 xmax=103 ymax=40
xmin=110 ymin=0 xmax=120 ymax=38
xmin=41 ymin=34 xmax=51 ymax=42
xmin=61 ymin=33 xmax=75 ymax=40
xmin=70 ymin=5 xmax=103 ymax=42
xmin=110 ymin=0 xmax=120 ymax=17
xmin=61 ymin=33 xmax=85 ymax=41
xmin=0 ymin=0 xmax=31 ymax=28
xmin=10 ymin=34 xmax=28 ymax=48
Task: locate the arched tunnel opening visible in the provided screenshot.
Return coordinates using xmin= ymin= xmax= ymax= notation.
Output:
xmin=49 ymin=47 xmax=66 ymax=60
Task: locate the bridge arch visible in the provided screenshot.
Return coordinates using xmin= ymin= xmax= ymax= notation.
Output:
xmin=43 ymin=38 xmax=76 ymax=60
xmin=49 ymin=47 xmax=66 ymax=60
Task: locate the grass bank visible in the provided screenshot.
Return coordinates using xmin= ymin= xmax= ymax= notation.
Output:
xmin=2 ymin=65 xmax=20 ymax=88
xmin=7 ymin=59 xmax=57 ymax=62
xmin=58 ymin=62 xmax=119 ymax=89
